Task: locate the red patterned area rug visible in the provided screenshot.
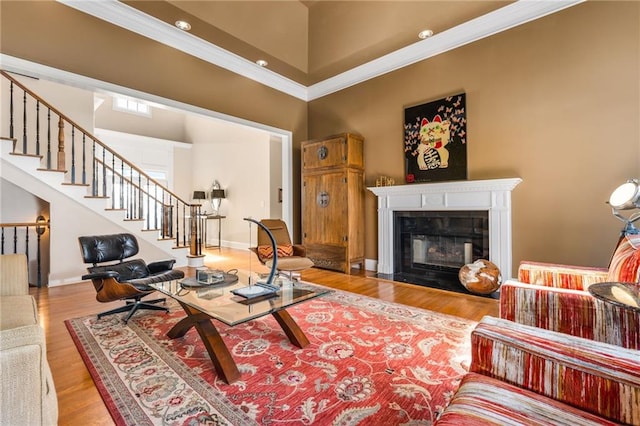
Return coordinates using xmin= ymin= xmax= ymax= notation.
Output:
xmin=65 ymin=284 xmax=475 ymax=426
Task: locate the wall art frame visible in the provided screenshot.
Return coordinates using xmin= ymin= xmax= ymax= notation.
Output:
xmin=404 ymin=93 xmax=467 ymax=183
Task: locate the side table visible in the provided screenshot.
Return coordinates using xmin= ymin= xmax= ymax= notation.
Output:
xmin=205 ymin=215 xmax=226 ymax=249
xmin=588 ymin=281 xmax=640 ymax=312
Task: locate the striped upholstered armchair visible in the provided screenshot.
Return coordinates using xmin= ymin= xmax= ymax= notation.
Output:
xmin=435 ymin=316 xmax=640 ymax=425
xmin=499 ymin=233 xmax=640 ymax=349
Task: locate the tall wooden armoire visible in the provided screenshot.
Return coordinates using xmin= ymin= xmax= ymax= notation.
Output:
xmin=301 ymin=133 xmax=365 ymax=274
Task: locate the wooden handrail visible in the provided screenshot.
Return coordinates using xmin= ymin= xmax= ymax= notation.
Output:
xmin=0 ymin=221 xmax=49 ymax=228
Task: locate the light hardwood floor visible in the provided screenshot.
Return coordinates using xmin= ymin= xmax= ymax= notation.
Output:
xmin=30 ymin=247 xmax=498 ymax=425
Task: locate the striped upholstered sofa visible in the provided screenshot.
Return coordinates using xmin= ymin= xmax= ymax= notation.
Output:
xmin=435 ymin=316 xmax=640 ymax=425
xmin=500 ymin=233 xmax=640 ymax=349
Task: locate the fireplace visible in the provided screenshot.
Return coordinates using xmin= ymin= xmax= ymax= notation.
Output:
xmin=394 ymin=210 xmax=489 ymax=294
xmin=369 ymin=178 xmax=522 ymax=295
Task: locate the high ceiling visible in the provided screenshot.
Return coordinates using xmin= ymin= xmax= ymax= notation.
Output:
xmin=127 ymin=0 xmax=509 ymax=84
xmin=57 ymin=0 xmax=583 ymax=100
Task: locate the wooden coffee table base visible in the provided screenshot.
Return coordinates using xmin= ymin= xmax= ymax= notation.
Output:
xmin=167 ymin=301 xmax=310 ymax=384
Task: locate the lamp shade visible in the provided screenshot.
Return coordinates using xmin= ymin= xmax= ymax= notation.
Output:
xmin=192 ymin=191 xmax=206 ymax=200
xmin=609 ymin=180 xmax=640 ymax=210
xmin=211 ymin=189 xmax=226 ymax=199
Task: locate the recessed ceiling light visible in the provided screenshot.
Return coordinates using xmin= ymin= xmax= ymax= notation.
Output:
xmin=256 ymin=59 xmax=268 ymax=67
xmin=418 ymin=29 xmax=434 ymax=39
xmin=175 ymin=20 xmax=191 ymax=31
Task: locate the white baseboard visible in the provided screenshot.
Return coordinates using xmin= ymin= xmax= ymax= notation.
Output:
xmin=364 ymin=258 xmax=378 ymax=272
xmin=48 ymin=276 xmax=84 ymax=287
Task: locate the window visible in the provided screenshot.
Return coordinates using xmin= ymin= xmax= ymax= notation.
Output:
xmin=113 ymin=96 xmax=151 ymax=117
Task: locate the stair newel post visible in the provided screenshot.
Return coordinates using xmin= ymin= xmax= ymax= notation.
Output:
xmin=22 ymin=91 xmax=27 ymax=153
xmin=189 ymin=204 xmax=198 ymax=256
xmin=57 ymin=116 xmax=65 ymax=171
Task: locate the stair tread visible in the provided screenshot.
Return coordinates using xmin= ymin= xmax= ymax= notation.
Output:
xmin=62 ymin=182 xmax=90 ymax=187
xmin=37 ymin=168 xmax=67 ymax=173
xmin=13 ymin=152 xmax=43 ymax=159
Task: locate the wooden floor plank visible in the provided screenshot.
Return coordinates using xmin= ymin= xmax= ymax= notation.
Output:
xmin=30 ymin=247 xmax=498 ymax=425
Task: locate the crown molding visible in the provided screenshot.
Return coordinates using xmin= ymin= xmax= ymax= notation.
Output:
xmin=307 ymin=0 xmax=583 ymax=100
xmin=57 ymin=0 xmax=583 ymax=102
xmin=57 ymin=0 xmax=309 ymax=100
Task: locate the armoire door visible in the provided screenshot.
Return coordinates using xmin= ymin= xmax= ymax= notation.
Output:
xmin=302 ymin=171 xmax=348 ymax=246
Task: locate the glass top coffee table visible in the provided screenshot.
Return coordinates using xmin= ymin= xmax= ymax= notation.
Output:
xmin=150 ymin=271 xmax=330 ymax=384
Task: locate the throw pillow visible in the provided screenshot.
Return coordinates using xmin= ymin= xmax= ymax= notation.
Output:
xmin=607 ymin=233 xmax=640 ymax=283
xmin=257 ymin=244 xmax=294 ymax=260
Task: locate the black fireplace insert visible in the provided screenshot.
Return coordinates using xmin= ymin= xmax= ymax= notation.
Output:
xmin=392 ymin=210 xmax=493 ymax=296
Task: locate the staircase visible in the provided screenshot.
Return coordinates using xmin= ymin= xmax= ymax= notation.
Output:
xmin=0 ymin=70 xmax=204 ymax=282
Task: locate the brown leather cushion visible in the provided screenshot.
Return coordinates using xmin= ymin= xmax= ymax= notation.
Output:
xmin=257 ymin=244 xmax=294 ymax=260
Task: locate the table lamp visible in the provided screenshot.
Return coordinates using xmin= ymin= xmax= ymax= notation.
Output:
xmin=192 ymin=190 xmax=207 ymax=213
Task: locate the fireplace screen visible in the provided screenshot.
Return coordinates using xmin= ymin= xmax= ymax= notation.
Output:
xmin=394 ymin=210 xmax=489 ymax=293
xmin=411 ymin=235 xmax=471 ymax=268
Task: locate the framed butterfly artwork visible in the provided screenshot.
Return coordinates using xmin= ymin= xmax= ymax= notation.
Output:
xmin=403 ymin=93 xmax=467 ymax=183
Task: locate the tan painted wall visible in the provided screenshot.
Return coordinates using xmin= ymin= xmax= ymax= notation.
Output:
xmin=308 ymin=1 xmax=640 ymax=271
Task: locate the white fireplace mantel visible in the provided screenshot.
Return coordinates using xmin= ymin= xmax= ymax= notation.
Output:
xmin=368 ymin=178 xmax=522 ymax=279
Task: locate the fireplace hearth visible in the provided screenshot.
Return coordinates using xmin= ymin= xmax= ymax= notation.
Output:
xmin=369 ymin=178 xmax=522 ymax=297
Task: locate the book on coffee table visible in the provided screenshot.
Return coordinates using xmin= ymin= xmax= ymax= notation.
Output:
xmin=231 ymin=282 xmax=279 ymax=299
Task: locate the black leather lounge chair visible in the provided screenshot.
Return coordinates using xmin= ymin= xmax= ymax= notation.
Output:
xmin=78 ymin=233 xmax=185 ymax=323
